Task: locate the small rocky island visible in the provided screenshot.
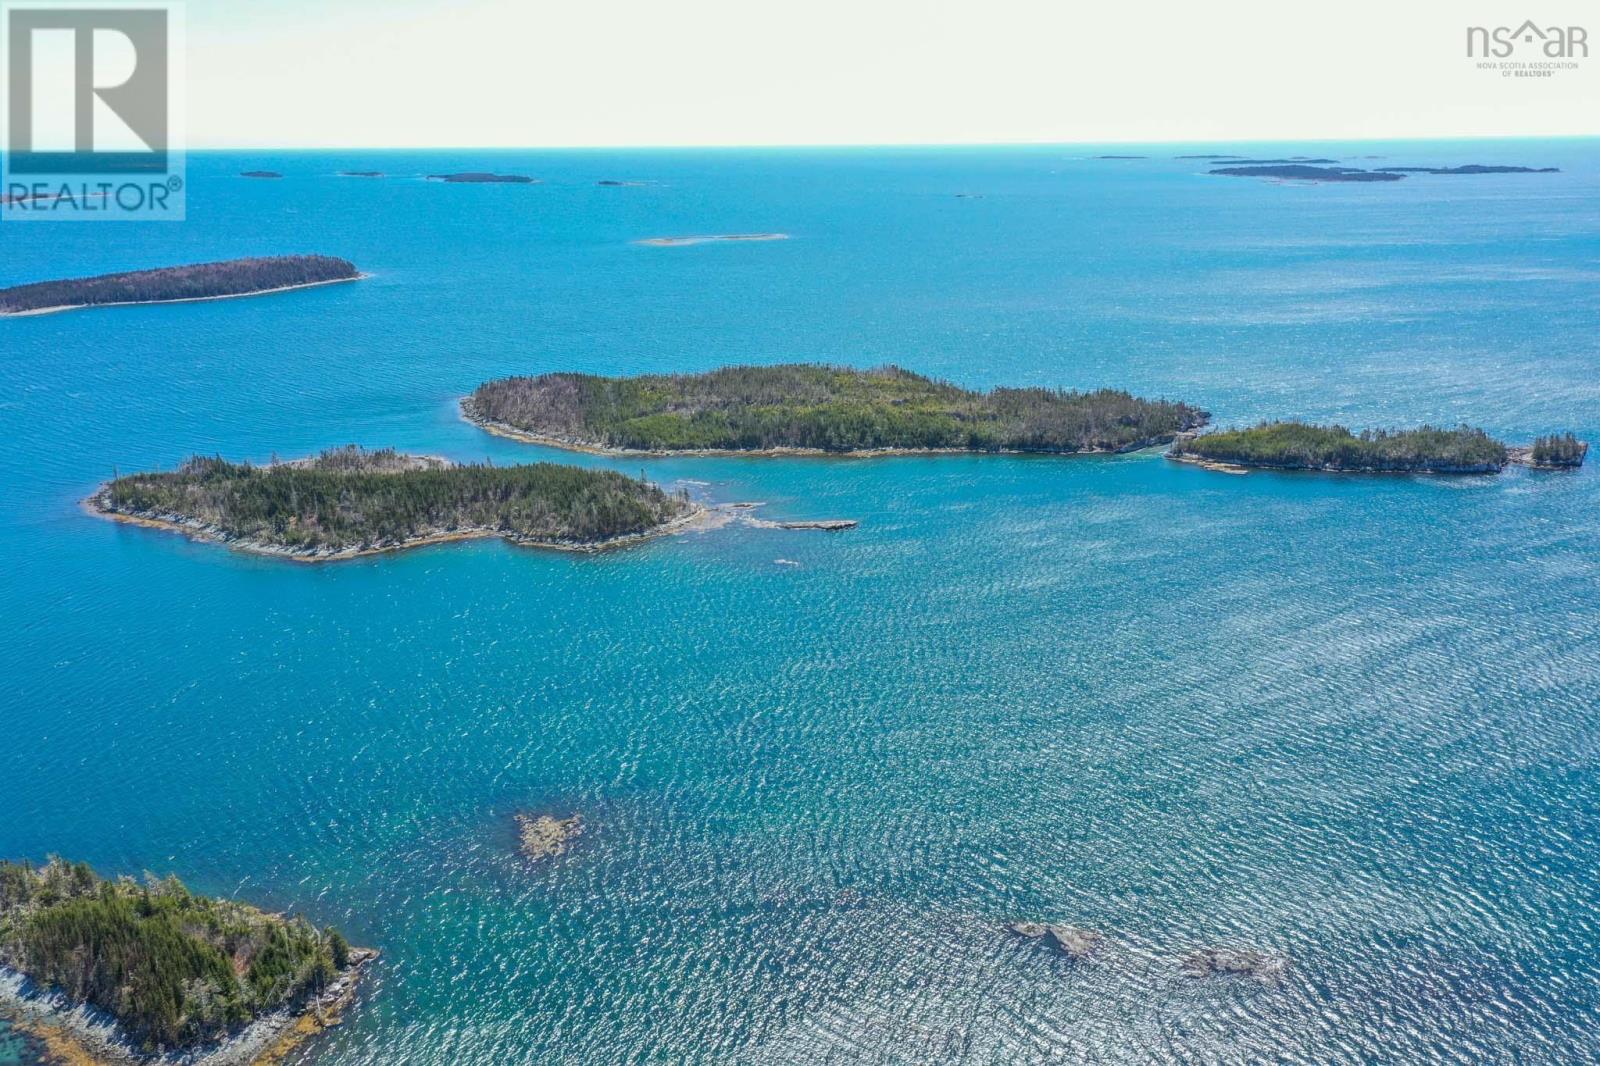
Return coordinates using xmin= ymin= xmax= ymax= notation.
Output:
xmin=426 ymin=172 xmax=539 ymax=183
xmin=464 ymin=364 xmax=1208 ymax=455
xmin=1169 ymin=422 xmax=1586 ymax=474
xmin=1181 ymin=947 xmax=1287 ymax=982
xmin=515 ymin=814 xmax=584 ymax=860
xmin=0 ymin=255 xmax=361 ymax=316
xmin=1513 ymin=433 xmax=1589 ymax=469
xmin=338 ymin=170 xmax=385 ymax=178
xmin=238 ymin=170 xmax=282 ymax=179
xmin=0 ymin=857 xmax=372 ymax=1064
xmin=87 ymin=446 xmax=696 ymax=560
xmin=636 ymin=233 xmax=789 ymax=246
xmin=1009 ymin=922 xmax=1101 ymax=960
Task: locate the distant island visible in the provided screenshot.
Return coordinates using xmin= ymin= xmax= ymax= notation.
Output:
xmin=1212 ymin=165 xmax=1404 ymax=183
xmin=597 ymin=179 xmax=651 ymax=187
xmin=426 ymin=172 xmax=539 ymax=183
xmin=1168 ymin=422 xmax=1587 ymax=474
xmin=338 ymin=170 xmax=385 ymax=178
xmin=239 ymin=170 xmax=282 ymax=179
xmin=1213 ymin=163 xmax=1558 ymax=184
xmin=463 ymin=364 xmax=1209 ymax=455
xmin=0 ymin=255 xmax=361 ymax=317
xmin=0 ymin=856 xmax=372 ymax=1064
xmin=86 ymin=446 xmax=695 ymax=559
xmin=1216 ymin=157 xmax=1340 ymax=165
xmin=636 ymin=233 xmax=789 ymax=246
xmin=1374 ymin=165 xmax=1559 ymax=175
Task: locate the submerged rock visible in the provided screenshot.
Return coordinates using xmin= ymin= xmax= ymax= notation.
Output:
xmin=515 ymin=812 xmax=584 ymax=859
xmin=1180 ymin=947 xmax=1287 ymax=981
xmin=775 ymin=519 xmax=857 ymax=531
xmin=1009 ymin=921 xmax=1102 ymax=959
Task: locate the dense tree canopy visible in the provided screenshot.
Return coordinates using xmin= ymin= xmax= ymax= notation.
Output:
xmin=0 ymin=256 xmax=358 ymax=314
xmin=466 ymin=364 xmax=1207 ymax=453
xmin=95 ymin=446 xmax=688 ymax=552
xmin=1530 ymin=433 xmax=1588 ymax=467
xmin=0 ymin=858 xmax=348 ymax=1051
xmin=1170 ymin=422 xmax=1510 ymax=472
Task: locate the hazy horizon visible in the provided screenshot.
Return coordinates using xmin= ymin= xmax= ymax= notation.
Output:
xmin=171 ymin=0 xmax=1597 ymax=149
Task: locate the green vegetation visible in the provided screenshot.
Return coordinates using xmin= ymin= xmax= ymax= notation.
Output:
xmin=1530 ymin=433 xmax=1588 ymax=467
xmin=94 ymin=446 xmax=689 ymax=554
xmin=0 ymin=255 xmax=358 ymax=315
xmin=466 ymin=364 xmax=1207 ymax=453
xmin=1170 ymin=422 xmax=1510 ymax=472
xmin=0 ymin=857 xmax=349 ymax=1051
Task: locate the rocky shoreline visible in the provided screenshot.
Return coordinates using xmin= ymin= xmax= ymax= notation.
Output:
xmin=83 ymin=491 xmax=708 ymax=561
xmin=1165 ymin=451 xmax=1506 ymax=475
xmin=0 ymin=276 xmax=365 ymax=319
xmin=0 ymin=949 xmax=377 ymax=1066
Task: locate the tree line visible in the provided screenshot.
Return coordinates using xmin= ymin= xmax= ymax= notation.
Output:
xmin=468 ymin=364 xmax=1209 ymax=453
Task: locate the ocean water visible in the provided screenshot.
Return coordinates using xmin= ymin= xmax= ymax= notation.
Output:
xmin=1 ymin=142 xmax=1598 ymax=1064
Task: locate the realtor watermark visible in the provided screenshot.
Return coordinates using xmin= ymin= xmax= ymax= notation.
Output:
xmin=2 ymin=0 xmax=185 ymax=220
xmin=1467 ymin=19 xmax=1588 ymax=78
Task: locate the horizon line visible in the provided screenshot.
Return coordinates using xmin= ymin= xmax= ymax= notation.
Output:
xmin=175 ymin=133 xmax=1600 ymax=152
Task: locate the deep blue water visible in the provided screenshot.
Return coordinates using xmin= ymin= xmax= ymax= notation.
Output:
xmin=2 ymin=142 xmax=1598 ymax=1064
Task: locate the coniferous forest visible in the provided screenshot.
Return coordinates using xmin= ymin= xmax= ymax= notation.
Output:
xmin=0 ymin=857 xmax=352 ymax=1051
xmin=94 ymin=446 xmax=690 ymax=553
xmin=1169 ymin=422 xmax=1512 ymax=472
xmin=466 ymin=364 xmax=1208 ymax=453
xmin=0 ymin=256 xmax=359 ymax=314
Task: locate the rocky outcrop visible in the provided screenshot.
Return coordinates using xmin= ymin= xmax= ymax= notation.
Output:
xmin=1180 ymin=947 xmax=1287 ymax=982
xmin=1009 ymin=922 xmax=1102 ymax=960
xmin=516 ymin=813 xmax=584 ymax=860
xmin=774 ymin=519 xmax=858 ymax=531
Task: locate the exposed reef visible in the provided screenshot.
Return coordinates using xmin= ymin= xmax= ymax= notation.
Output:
xmin=1181 ymin=947 xmax=1288 ymax=982
xmin=635 ymin=233 xmax=789 ymax=246
xmin=1009 ymin=922 xmax=1102 ymax=960
xmin=515 ymin=814 xmax=584 ymax=860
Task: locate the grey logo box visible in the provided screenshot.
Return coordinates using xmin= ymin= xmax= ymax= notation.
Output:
xmin=7 ymin=6 xmax=168 ymax=173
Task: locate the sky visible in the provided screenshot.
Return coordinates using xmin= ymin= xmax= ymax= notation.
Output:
xmin=175 ymin=0 xmax=1600 ymax=147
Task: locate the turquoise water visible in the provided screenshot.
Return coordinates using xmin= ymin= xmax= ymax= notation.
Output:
xmin=2 ymin=143 xmax=1599 ymax=1064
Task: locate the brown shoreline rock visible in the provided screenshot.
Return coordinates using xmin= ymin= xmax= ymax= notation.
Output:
xmin=516 ymin=813 xmax=584 ymax=860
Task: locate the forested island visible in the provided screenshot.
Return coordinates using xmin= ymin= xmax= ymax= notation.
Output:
xmin=463 ymin=364 xmax=1208 ymax=455
xmin=1211 ymin=165 xmax=1403 ymax=183
xmin=0 ymin=857 xmax=371 ymax=1063
xmin=0 ymin=256 xmax=361 ymax=316
xmin=87 ymin=447 xmax=695 ymax=559
xmin=426 ymin=172 xmax=538 ymax=183
xmin=1375 ymin=165 xmax=1559 ymax=175
xmin=1165 ymin=422 xmax=1588 ymax=474
xmin=1518 ymin=433 xmax=1589 ymax=469
xmin=1213 ymin=163 xmax=1558 ymax=183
